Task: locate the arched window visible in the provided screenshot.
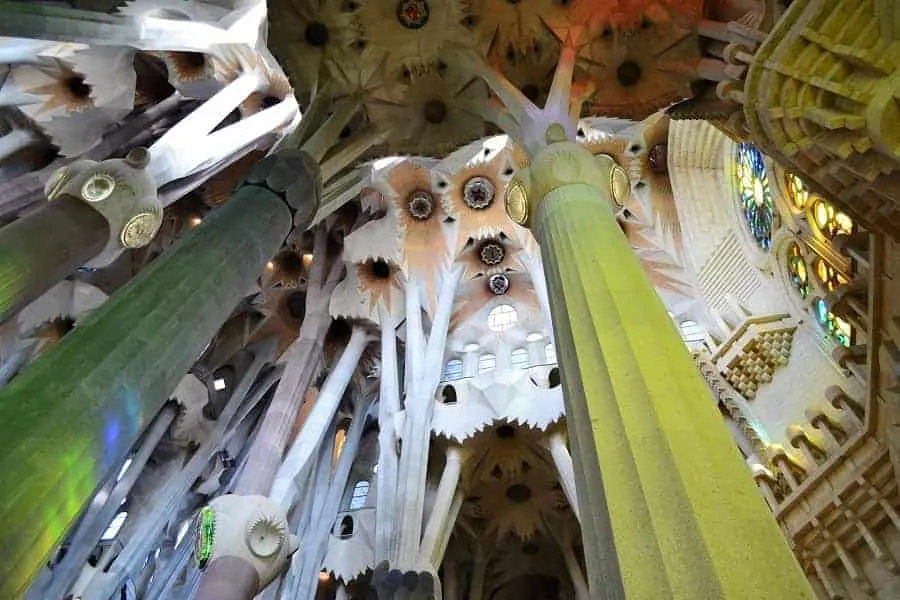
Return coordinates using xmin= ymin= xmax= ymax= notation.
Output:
xmin=785 ymin=172 xmax=809 ymax=210
xmin=814 ymin=298 xmax=853 ymax=348
xmin=545 ymin=343 xmax=557 ymax=364
xmin=787 ymin=242 xmax=810 ymax=299
xmin=487 ymin=304 xmax=518 ymax=332
xmin=511 ymin=348 xmax=529 ymax=369
xmin=349 ymin=481 xmax=369 ymax=510
xmin=478 ymin=353 xmax=496 ymax=374
xmin=734 ymin=143 xmax=775 ymax=250
xmin=337 ymin=515 xmax=354 ymax=538
xmin=440 ymin=384 xmax=457 ymax=405
xmin=443 ymin=358 xmax=463 ymax=381
xmin=810 ymin=198 xmax=854 ymax=239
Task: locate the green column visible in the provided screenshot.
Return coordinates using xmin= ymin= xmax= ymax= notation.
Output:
xmin=0 ymin=185 xmax=291 ymax=598
xmin=509 ymin=137 xmax=815 ymax=599
xmin=0 ymin=195 xmax=109 ymax=324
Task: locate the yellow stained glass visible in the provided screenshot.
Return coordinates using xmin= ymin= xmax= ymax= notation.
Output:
xmin=810 ymin=198 xmax=854 ymax=239
xmin=786 ymin=173 xmax=809 ymax=210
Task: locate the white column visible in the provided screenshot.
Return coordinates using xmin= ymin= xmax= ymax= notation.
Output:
xmin=375 ymin=308 xmax=401 ymax=563
xmin=526 ymin=334 xmax=545 ymax=366
xmin=270 ymin=326 xmax=369 ymax=509
xmin=395 ymin=268 xmax=461 ymax=568
xmin=335 ymin=582 xmax=349 ymax=600
xmin=419 ymin=447 xmax=464 ymax=567
xmin=462 ymin=343 xmax=480 ymax=377
xmin=547 ymin=432 xmax=580 ymax=522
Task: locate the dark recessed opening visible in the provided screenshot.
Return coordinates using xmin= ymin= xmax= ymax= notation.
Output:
xmin=54 ymin=316 xmax=77 ymax=337
xmin=522 ymin=542 xmax=540 ymax=555
xmin=67 ymin=76 xmax=91 ymax=99
xmin=617 ymin=61 xmax=642 ymax=87
xmin=506 ymin=0 xmax=521 ymax=4
xmin=424 ymin=100 xmax=447 ymax=124
xmin=506 ymin=484 xmax=532 ymax=503
xmin=602 ymin=26 xmax=613 ymax=37
xmin=278 ymin=251 xmax=303 ymax=273
xmin=441 ymin=385 xmax=457 ymax=405
xmin=182 ymin=52 xmax=206 ymax=69
xmin=339 ymin=515 xmax=354 ymax=538
xmin=329 ymin=317 xmax=352 ymax=340
xmin=372 ymin=259 xmax=391 ymax=279
xmin=305 ymin=22 xmax=330 ymax=47
xmin=260 ymin=95 xmax=281 ymax=109
xmin=462 ymin=15 xmax=477 ymax=28
xmin=287 ymin=291 xmax=306 ymax=320
xmin=548 ymin=367 xmax=561 ymax=388
xmin=640 ymin=16 xmax=652 ymax=28
xmin=496 ymin=425 xmax=516 ymax=439
xmin=340 ymin=125 xmax=352 ymax=139
xmin=490 ymin=465 xmax=503 ymax=479
xmin=522 ymin=84 xmax=539 ymax=101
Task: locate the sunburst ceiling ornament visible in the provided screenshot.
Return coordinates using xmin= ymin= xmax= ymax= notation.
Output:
xmin=407 ymin=190 xmax=435 ymax=220
xmin=488 ymin=273 xmax=510 ymax=295
xmin=479 ymin=239 xmax=506 ymax=265
xmin=396 ymin=0 xmax=430 ymax=29
xmin=463 ymin=176 xmax=496 ymax=210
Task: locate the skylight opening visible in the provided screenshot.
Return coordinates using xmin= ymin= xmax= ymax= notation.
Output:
xmin=488 ymin=304 xmax=517 ymax=332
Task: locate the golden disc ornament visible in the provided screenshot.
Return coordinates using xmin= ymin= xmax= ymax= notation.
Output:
xmin=120 ymin=211 xmax=162 ymax=249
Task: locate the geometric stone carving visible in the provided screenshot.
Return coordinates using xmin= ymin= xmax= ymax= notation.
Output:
xmin=714 ymin=314 xmax=798 ymax=399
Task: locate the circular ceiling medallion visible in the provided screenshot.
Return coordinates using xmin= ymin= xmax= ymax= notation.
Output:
xmin=407 ymin=190 xmax=434 ymax=220
xmin=505 ymin=179 xmax=528 ymax=225
xmin=463 ymin=176 xmax=495 ymax=210
xmin=488 ymin=273 xmax=510 ymax=295
xmin=120 ymin=212 xmax=161 ymax=248
xmin=616 ymin=61 xmax=642 ymax=87
xmin=478 ymin=240 xmax=505 ymax=266
xmin=396 ymin=0 xmax=429 ymax=29
xmin=81 ymin=173 xmax=116 ymax=202
xmin=246 ymin=515 xmax=285 ymax=558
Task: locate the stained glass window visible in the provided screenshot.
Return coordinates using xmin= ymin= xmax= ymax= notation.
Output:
xmin=349 ymin=481 xmax=369 ymax=510
xmin=735 ymin=143 xmax=775 ymax=250
xmin=811 ymin=198 xmax=854 ymax=239
xmin=814 ymin=298 xmax=853 ymax=348
xmin=812 ymin=257 xmax=849 ymax=293
xmin=785 ymin=173 xmax=809 ymax=210
xmin=787 ymin=242 xmax=810 ymax=299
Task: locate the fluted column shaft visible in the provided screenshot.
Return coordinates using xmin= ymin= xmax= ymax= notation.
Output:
xmin=0 ymin=195 xmax=108 ymax=325
xmin=0 ymin=185 xmax=290 ymax=598
xmin=533 ymin=182 xmax=813 ymax=598
xmin=419 ymin=446 xmax=463 ymax=566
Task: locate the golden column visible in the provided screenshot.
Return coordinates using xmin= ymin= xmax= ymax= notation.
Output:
xmin=506 ymin=124 xmax=814 ymax=599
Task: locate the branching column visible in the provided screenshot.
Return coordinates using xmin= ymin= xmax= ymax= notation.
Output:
xmin=509 ymin=132 xmax=815 ymax=598
xmin=0 ymin=180 xmax=291 ymax=597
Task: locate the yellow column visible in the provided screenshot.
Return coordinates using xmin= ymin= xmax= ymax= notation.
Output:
xmin=506 ymin=128 xmax=813 ymax=599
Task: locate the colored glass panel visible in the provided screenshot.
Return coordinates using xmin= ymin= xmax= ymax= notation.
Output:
xmin=810 ymin=198 xmax=854 ymax=239
xmin=785 ymin=173 xmax=809 ymax=210
xmin=735 ymin=143 xmax=775 ymax=250
xmin=814 ymin=298 xmax=853 ymax=348
xmin=787 ymin=242 xmax=809 ymax=299
xmin=812 ymin=257 xmax=849 ymax=292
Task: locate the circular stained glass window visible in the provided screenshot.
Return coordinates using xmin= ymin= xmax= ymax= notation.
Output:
xmin=812 ymin=257 xmax=849 ymax=293
xmin=787 ymin=242 xmax=809 ymax=299
xmin=735 ymin=143 xmax=775 ymax=250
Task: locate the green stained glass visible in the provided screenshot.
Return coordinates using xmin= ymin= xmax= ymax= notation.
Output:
xmin=814 ymin=298 xmax=852 ymax=348
xmin=787 ymin=242 xmax=809 ymax=299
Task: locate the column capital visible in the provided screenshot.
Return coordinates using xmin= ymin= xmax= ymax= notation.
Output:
xmin=504 ymin=135 xmax=629 ymax=230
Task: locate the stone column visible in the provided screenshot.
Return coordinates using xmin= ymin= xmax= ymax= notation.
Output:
xmin=546 ymin=431 xmax=580 ymax=521
xmin=419 ymin=446 xmax=464 ymax=566
xmin=506 ymin=129 xmax=815 ymax=599
xmin=0 ymin=195 xmax=107 ymax=324
xmin=0 ymin=161 xmax=296 ymax=598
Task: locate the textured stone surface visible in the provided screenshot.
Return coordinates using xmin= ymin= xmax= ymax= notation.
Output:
xmin=0 ymin=185 xmax=290 ymax=598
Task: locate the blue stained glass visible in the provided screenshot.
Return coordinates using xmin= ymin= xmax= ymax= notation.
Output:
xmin=735 ymin=143 xmax=775 ymax=250
xmin=814 ymin=298 xmax=852 ymax=348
